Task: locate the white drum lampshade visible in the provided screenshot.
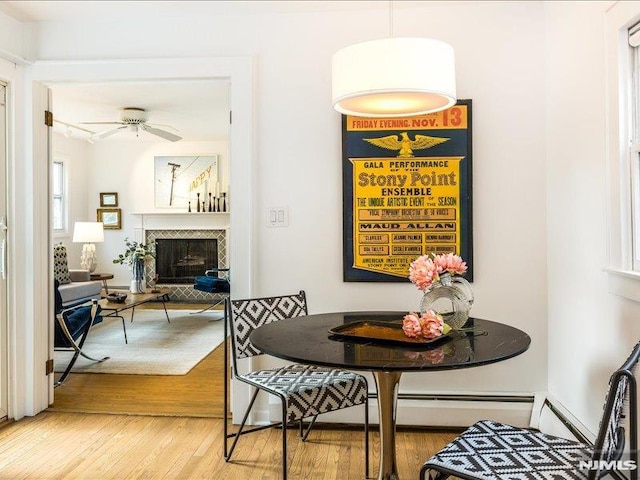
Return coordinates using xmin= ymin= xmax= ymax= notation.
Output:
xmin=332 ymin=37 xmax=457 ymax=118
xmin=72 ymin=221 xmax=104 ymax=273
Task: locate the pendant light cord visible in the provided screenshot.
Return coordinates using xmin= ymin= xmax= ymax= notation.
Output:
xmin=389 ymin=0 xmax=394 ymax=38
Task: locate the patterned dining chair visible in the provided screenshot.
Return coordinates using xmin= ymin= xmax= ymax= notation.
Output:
xmin=419 ymin=341 xmax=640 ymax=480
xmin=224 ymin=291 xmax=370 ymax=480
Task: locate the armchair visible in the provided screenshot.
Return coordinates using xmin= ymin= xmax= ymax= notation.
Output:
xmin=54 ymin=279 xmax=109 ymax=386
xmin=54 ymin=243 xmax=102 ymax=307
xmin=192 ymin=267 xmax=230 ymax=318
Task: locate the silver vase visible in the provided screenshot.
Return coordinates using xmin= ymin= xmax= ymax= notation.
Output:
xmin=419 ymin=272 xmax=474 ymax=329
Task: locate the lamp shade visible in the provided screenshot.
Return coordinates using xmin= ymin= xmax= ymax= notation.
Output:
xmin=72 ymin=221 xmax=104 ymax=243
xmin=332 ymin=37 xmax=456 ymax=117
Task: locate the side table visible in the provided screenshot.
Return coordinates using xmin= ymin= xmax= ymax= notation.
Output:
xmin=90 ymin=273 xmax=114 ymax=294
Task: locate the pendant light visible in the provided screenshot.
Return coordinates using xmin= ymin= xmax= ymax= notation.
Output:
xmin=332 ymin=3 xmax=456 ymax=118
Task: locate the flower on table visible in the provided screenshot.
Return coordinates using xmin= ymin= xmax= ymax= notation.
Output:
xmin=408 ymin=252 xmax=467 ymax=291
xmin=402 ymin=310 xmax=451 ymax=340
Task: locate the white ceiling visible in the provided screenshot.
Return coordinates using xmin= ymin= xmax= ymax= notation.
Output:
xmin=0 ymin=1 xmax=379 ymax=22
xmin=0 ymin=0 xmax=384 ymax=143
xmin=51 ymin=80 xmax=230 ymax=142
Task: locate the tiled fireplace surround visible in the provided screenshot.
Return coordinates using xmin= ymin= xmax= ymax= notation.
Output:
xmin=139 ymin=222 xmax=228 ymax=302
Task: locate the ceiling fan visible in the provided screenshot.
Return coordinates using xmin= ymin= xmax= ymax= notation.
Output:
xmin=81 ymin=107 xmax=182 ymax=142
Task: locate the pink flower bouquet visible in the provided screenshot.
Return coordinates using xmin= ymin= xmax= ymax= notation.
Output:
xmin=408 ymin=253 xmax=467 ymax=291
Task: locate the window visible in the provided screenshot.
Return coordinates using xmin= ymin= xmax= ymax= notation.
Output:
xmin=52 ymin=160 xmax=66 ymax=232
xmin=605 ymin=3 xmax=640 ymax=301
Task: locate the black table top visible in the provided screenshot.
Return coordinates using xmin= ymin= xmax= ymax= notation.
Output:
xmin=249 ymin=311 xmax=531 ymax=372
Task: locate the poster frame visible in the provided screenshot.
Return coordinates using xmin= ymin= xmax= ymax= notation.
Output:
xmin=341 ymin=99 xmax=473 ymax=283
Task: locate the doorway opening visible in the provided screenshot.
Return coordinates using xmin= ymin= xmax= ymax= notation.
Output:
xmin=47 ymin=76 xmax=233 ymax=417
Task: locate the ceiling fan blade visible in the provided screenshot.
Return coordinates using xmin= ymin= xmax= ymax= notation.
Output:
xmin=141 ymin=124 xmax=182 ymax=142
xmin=80 ymin=121 xmax=125 ymax=125
xmin=91 ymin=125 xmax=127 ymax=140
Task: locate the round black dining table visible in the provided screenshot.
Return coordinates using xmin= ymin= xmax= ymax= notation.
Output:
xmin=249 ymin=311 xmax=531 ymax=480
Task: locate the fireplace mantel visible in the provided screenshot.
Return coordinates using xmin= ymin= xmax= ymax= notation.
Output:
xmin=131 ymin=211 xmax=229 ymax=233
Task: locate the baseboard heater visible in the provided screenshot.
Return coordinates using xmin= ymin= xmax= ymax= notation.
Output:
xmin=391 ymin=393 xmax=535 ymax=403
xmin=266 ymin=392 xmax=535 ymax=428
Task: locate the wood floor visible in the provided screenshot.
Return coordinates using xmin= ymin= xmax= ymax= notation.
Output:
xmin=20 ymin=301 xmax=462 ymax=479
xmin=0 ymin=412 xmax=459 ymax=479
xmin=50 ymin=302 xmax=227 ymax=417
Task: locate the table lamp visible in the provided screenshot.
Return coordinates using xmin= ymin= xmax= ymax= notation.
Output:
xmin=72 ymin=221 xmax=104 ymax=272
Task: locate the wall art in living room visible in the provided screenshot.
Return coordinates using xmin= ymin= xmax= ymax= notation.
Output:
xmin=154 ymin=155 xmax=218 ymax=210
xmin=97 ymin=208 xmax=122 ymax=229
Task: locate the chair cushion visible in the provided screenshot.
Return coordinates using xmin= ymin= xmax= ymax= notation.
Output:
xmin=57 ymin=281 xmax=102 ymax=305
xmin=239 ymin=363 xmax=368 ymax=423
xmin=194 ymin=275 xmax=230 ymax=293
xmin=54 ymin=244 xmax=71 ymax=284
xmin=424 ymin=420 xmax=592 ymax=480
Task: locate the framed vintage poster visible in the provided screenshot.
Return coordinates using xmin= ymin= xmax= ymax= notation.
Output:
xmin=342 ymin=100 xmax=473 ymax=283
xmin=154 ymin=155 xmax=219 ymax=209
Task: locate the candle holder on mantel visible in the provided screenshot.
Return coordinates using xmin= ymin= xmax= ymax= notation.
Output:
xmin=222 ymin=192 xmax=227 ymax=212
xmin=197 ymin=193 xmax=201 ymax=212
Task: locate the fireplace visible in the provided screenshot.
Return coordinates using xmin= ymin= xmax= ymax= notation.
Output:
xmin=145 ymin=228 xmax=228 ymax=301
xmin=155 ymin=238 xmax=218 ymax=284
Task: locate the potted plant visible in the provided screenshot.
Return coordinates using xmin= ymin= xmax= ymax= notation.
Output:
xmin=113 ymin=238 xmax=156 ymax=293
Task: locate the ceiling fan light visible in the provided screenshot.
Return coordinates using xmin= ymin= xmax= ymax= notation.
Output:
xmin=332 ymin=37 xmax=456 ymax=117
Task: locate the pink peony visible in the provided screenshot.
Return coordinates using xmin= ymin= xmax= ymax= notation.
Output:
xmin=418 ymin=310 xmax=444 ymax=339
xmin=403 ymin=310 xmax=445 ymax=340
xmin=408 ymin=255 xmax=438 ymax=291
xmin=402 ymin=312 xmax=423 ymax=338
xmin=433 ymin=253 xmax=467 ymax=276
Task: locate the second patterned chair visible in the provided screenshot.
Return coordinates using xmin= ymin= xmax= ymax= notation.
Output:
xmin=224 ymin=290 xmax=370 ymax=480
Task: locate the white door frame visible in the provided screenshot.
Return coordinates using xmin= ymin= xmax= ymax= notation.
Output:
xmin=24 ymin=57 xmax=255 ymax=415
xmin=0 ymin=81 xmax=8 ymax=420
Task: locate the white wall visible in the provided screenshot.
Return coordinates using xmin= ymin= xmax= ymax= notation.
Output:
xmin=8 ymin=1 xmax=550 ymax=420
xmin=52 ymin=133 xmax=92 ymax=265
xmin=545 ymin=0 xmax=640 ymax=435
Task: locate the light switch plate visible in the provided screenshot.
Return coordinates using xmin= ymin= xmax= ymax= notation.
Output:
xmin=267 ymin=206 xmax=289 ymax=227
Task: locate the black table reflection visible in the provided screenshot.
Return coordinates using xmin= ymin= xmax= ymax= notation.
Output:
xmin=249 ymin=311 xmax=531 ymax=480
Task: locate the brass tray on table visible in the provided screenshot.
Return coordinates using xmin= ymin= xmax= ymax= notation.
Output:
xmin=328 ymin=321 xmax=452 ymax=348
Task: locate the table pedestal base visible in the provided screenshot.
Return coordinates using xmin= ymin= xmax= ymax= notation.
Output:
xmin=374 ymin=371 xmax=403 ymax=480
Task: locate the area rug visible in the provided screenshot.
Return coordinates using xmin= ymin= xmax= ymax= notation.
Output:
xmin=54 ymin=309 xmax=226 ymax=375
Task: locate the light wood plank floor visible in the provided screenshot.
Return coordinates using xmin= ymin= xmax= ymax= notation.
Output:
xmin=39 ymin=301 xmax=462 ymax=479
xmin=0 ymin=411 xmax=459 ymax=479
xmin=50 ymin=302 xmax=227 ymax=417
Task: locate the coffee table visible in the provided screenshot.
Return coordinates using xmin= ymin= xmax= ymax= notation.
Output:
xmin=99 ymin=287 xmax=171 ymax=343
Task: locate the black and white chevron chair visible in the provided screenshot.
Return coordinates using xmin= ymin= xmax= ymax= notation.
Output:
xmin=419 ymin=341 xmax=640 ymax=480
xmin=224 ymin=291 xmax=369 ymax=480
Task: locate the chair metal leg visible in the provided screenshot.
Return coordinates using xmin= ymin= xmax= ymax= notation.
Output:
xmin=364 ymin=393 xmax=369 ymax=479
xmin=225 ymin=387 xmax=260 ymax=461
xmin=54 ymin=301 xmax=107 ymax=387
xmin=300 ymin=415 xmax=318 ymax=441
xmin=191 ymin=295 xmax=226 ymax=320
